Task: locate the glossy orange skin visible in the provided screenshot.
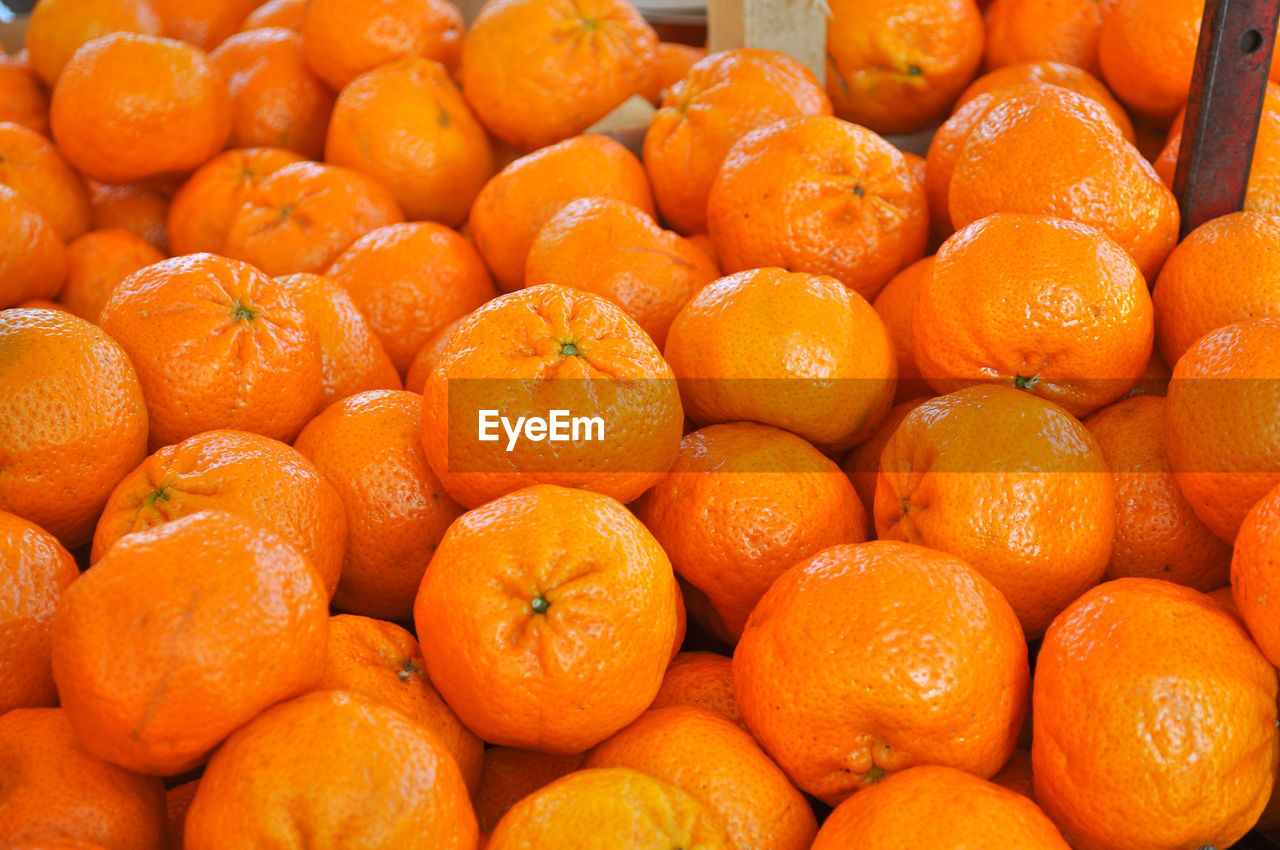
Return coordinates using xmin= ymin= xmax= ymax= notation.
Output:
xmin=459 ymin=0 xmax=658 ymax=151
xmin=0 ymin=122 xmax=90 ymax=240
xmin=840 ymin=396 xmax=930 ymax=530
xmin=825 ymin=0 xmax=984 ymax=134
xmin=990 ymin=750 xmax=1036 ymax=800
xmin=871 ymin=256 xmax=933 ymax=402
xmin=404 ymin=316 xmax=463 ymax=394
xmin=984 ymin=0 xmax=1117 ymax=77
xmin=166 ymin=146 xmax=303 ymax=256
xmin=185 ymin=690 xmax=477 ymax=849
xmin=87 ymin=180 xmax=170 ymax=252
xmin=473 ymin=748 xmax=585 ymax=835
xmin=415 ymin=485 xmax=681 ymax=753
xmin=734 ymin=540 xmax=1028 ymax=805
xmin=469 ymin=134 xmax=655 ymax=292
xmin=50 ymin=33 xmax=230 ymax=184
xmin=53 ymin=511 xmax=330 ymax=775
xmin=876 ymin=386 xmax=1114 ymax=637
xmin=812 ymin=766 xmax=1069 ymax=849
xmin=326 ymin=56 xmax=493 ymax=227
xmin=1232 ymin=483 xmax=1280 ymax=667
xmin=98 ymin=254 xmax=325 ymax=447
xmin=1098 ymin=0 xmax=1202 ymax=125
xmin=958 ymin=61 xmax=1133 ymax=140
xmin=0 ymin=708 xmax=166 ymax=849
xmin=0 ymin=52 xmax=50 ymax=134
xmin=643 ymin=48 xmax=831 ymax=235
xmin=165 ymin=780 xmax=198 ymax=850
xmin=0 ymin=308 xmax=148 ymax=546
xmin=326 ymin=222 xmax=497 ymax=374
xmin=642 ymin=41 xmax=706 ymax=105
xmin=1034 ymin=578 xmax=1279 ymax=850
xmin=708 ymin=115 xmax=928 ymax=300
xmin=59 ymin=229 xmax=164 ymax=323
xmin=239 ymin=0 xmax=306 ymax=32
xmin=663 ymin=268 xmax=896 ymax=452
xmin=524 ymin=197 xmax=718 ymax=348
xmin=923 ymin=87 xmax=1019 ymax=241
xmin=208 ymin=28 xmax=335 ymax=161
xmin=0 ymin=511 xmax=78 ymax=715
xmin=24 ymin=0 xmax=162 ymax=86
xmin=0 ymin=187 xmax=68 ymax=308
xmin=149 ymin=0 xmax=258 ymax=49
xmin=295 ymin=391 xmax=463 ymax=619
xmin=649 ymin=651 xmax=743 ymax=729
xmin=301 ymin=0 xmax=463 ymax=91
xmin=633 ymin=422 xmax=866 ymax=640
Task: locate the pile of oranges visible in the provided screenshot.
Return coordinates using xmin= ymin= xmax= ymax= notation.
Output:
xmin=4 ymin=0 xmax=1280 ymax=847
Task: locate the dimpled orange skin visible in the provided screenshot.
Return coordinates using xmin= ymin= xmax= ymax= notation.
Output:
xmin=167 ymin=147 xmax=305 ymax=256
xmin=404 ymin=317 xmax=463 ymax=394
xmin=87 ymin=180 xmax=170 ymax=253
xmin=52 ymin=511 xmax=330 ymax=775
xmin=421 ymin=285 xmax=683 ymax=509
xmin=473 ymin=748 xmax=585 ymax=835
xmin=0 ymin=308 xmax=148 ymax=547
xmin=956 ymin=60 xmax=1134 ymax=140
xmin=59 ymin=229 xmax=164 ymax=324
xmin=0 ymin=187 xmax=69 ymax=309
xmin=0 ymin=708 xmax=167 ymax=849
xmin=1165 ymin=319 xmax=1280 ymax=543
xmin=649 ymin=651 xmax=744 ymax=729
xmin=49 ymin=33 xmax=230 ymax=185
xmin=663 ymin=268 xmax=897 ymax=453
xmin=984 ymin=0 xmax=1117 ymax=77
xmin=632 ymin=422 xmax=867 ymax=639
xmin=0 ymin=52 xmax=50 ymax=134
xmin=912 ymin=214 xmax=1154 ymax=417
xmin=24 ymin=0 xmax=162 ymax=87
xmin=1097 ymin=0 xmax=1202 ymax=125
xmin=707 ymin=115 xmax=928 ymax=301
xmin=811 ymin=765 xmax=1070 ymax=850
xmin=414 ymin=485 xmax=681 ymax=753
xmin=0 ymin=122 xmax=91 ymax=241
xmin=840 ymin=396 xmax=931 ymax=530
xmin=872 ymin=256 xmax=933 ymax=402
xmin=184 ymin=690 xmax=477 ymax=850
xmin=875 ymin=385 xmax=1115 ymax=637
xmin=1233 ymin=483 xmax=1280 ymax=669
xmin=300 ymin=0 xmax=464 ymax=92
xmin=1033 ymin=579 xmax=1279 ymax=850
xmin=97 ymin=254 xmax=325 ymax=448
xmin=643 ymin=48 xmax=831 ymax=236
xmin=733 ymin=540 xmax=1028 ymax=805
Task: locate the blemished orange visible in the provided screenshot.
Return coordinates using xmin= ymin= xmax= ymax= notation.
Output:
xmin=0 ymin=511 xmax=79 ymax=715
xmin=984 ymin=0 xmax=1117 ymax=77
xmin=991 ymin=750 xmax=1036 ymax=800
xmin=325 ymin=56 xmax=494 ymax=227
xmin=633 ymin=422 xmax=867 ymax=641
xmin=1165 ymin=318 xmax=1280 ymax=543
xmin=0 ymin=308 xmax=148 ymax=547
xmin=92 ymin=428 xmax=348 ymax=598
xmin=311 ymin=614 xmax=483 ymax=794
xmin=59 ymin=229 xmax=164 ymax=323
xmin=53 ymin=510 xmax=330 ymax=775
xmin=0 ymin=122 xmax=91 ymax=240
xmin=459 ymin=0 xmax=658 ymax=151
xmin=421 ymin=286 xmax=683 ymax=508
xmin=733 ymin=540 xmax=1028 ymax=805
xmin=87 ymin=180 xmax=170 ymax=253
xmin=872 ymin=256 xmax=933 ymax=402
xmin=0 ymin=708 xmax=167 ymax=849
xmin=1084 ymin=396 xmax=1232 ymax=590
xmin=0 ymin=186 xmax=68 ymax=309
xmin=49 ymin=33 xmax=231 ymax=184
xmin=24 ymin=0 xmax=162 ymax=86
xmin=956 ymin=60 xmax=1134 ymax=140
xmin=824 ymin=0 xmax=984 ymax=134
xmin=0 ymin=51 xmax=50 ymax=134
xmin=239 ymin=0 xmax=306 ymax=32
xmin=208 ymin=27 xmax=335 ymax=161
xmin=403 ymin=316 xmax=462 ymax=394
xmin=840 ymin=396 xmax=931 ymax=528
xmin=812 ymin=765 xmax=1069 ymax=849
xmin=221 ymin=160 xmax=405 ymax=276
xmin=649 ymin=651 xmax=744 ymax=729
xmin=414 ymin=485 xmax=681 ymax=753
xmin=165 ymin=780 xmax=198 ymax=850
xmin=1097 ymin=0 xmax=1203 ymax=125
xmin=184 ymin=690 xmax=477 ymax=849
xmin=642 ymin=41 xmax=706 ymax=105
xmin=524 ymin=197 xmax=719 ymax=348
xmin=97 ymin=253 xmax=325 ymax=447
xmin=469 ymin=134 xmax=655 ymax=292
xmin=1232 ymin=482 xmax=1280 ymax=668
xmin=473 ymin=749 xmax=585 ymax=835
xmin=663 ymin=268 xmax=897 ymax=452
xmin=148 ymin=0 xmax=259 ymax=49
xmin=707 ymin=115 xmax=928 ymax=300
xmin=300 ymin=0 xmax=464 ymax=91
xmin=1034 ymin=578 xmax=1279 ymax=850
xmin=876 ymin=385 xmax=1114 ymax=637
xmin=325 ymin=222 xmax=497 ymax=374
xmin=294 ymin=391 xmax=464 ymax=619
xmin=643 ymin=48 xmax=831 ymax=235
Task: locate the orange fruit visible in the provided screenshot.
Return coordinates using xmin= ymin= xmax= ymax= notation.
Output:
xmin=459 ymin=0 xmax=658 ymax=151
xmin=300 ymin=0 xmax=464 ymax=91
xmin=472 ymin=748 xmax=585 ymax=836
xmin=208 ymin=27 xmax=335 ymax=160
xmin=663 ymin=268 xmax=896 ymax=452
xmin=1097 ymin=0 xmax=1204 ymax=125
xmin=991 ymin=750 xmax=1036 ymax=800
xmin=50 ymin=33 xmax=230 ymax=184
xmin=403 ymin=316 xmax=463 ymax=394
xmin=92 ymin=428 xmax=348 ymax=598
xmin=0 ymin=307 xmax=148 ymax=547
xmin=414 ymin=485 xmax=681 ymax=752
xmin=0 ymin=186 xmax=68 ymax=308
xmin=1033 ymin=578 xmax=1279 ymax=850
xmin=24 ymin=0 xmax=163 ymax=86
xmin=649 ymin=651 xmax=743 ymax=729
xmin=811 ymin=765 xmax=1069 ymax=849
xmin=59 ymin=228 xmax=164 ymax=323
xmin=469 ymin=134 xmax=655 ymax=292
xmin=239 ymin=0 xmax=306 ymax=32
xmin=164 ymin=780 xmax=198 ymax=850
xmin=923 ymin=87 xmax=1016 ymax=241
xmin=733 ymin=540 xmax=1028 ymax=805
xmin=984 ymin=0 xmax=1117 ymax=77
xmin=956 ymin=60 xmax=1134 ymax=141
xmin=0 ymin=121 xmax=91 ymax=240
xmin=0 ymin=51 xmax=51 ymax=134
xmin=53 ymin=510 xmax=330 ymax=774
xmin=524 ymin=197 xmax=719 ymax=348
xmin=707 ymin=115 xmax=928 ymax=300
xmin=0 ymin=708 xmax=166 ymax=849
xmin=839 ymin=395 xmax=930 ymax=528
xmin=294 ymin=391 xmax=464 ymax=619
xmin=325 ymin=221 xmax=497 ymax=374
xmin=420 ymin=285 xmax=683 ymax=508
xmin=97 ymin=253 xmax=325 ymax=447
xmin=643 ymin=48 xmax=831 ymax=235
xmin=86 ymin=180 xmax=170 ymax=253
xmin=642 ymin=41 xmax=706 ymax=105
xmin=824 ymin=0 xmax=985 ymax=135
xmin=876 ymin=385 xmax=1114 ymax=637
xmin=148 ymin=0 xmax=259 ymax=49
xmin=184 ymin=690 xmax=477 ymax=849
xmin=633 ymin=422 xmax=866 ymax=641
xmin=1231 ymin=482 xmax=1280 ymax=668
xmin=325 ymin=56 xmax=494 ymax=227
xmin=871 ymin=255 xmax=933 ymax=402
